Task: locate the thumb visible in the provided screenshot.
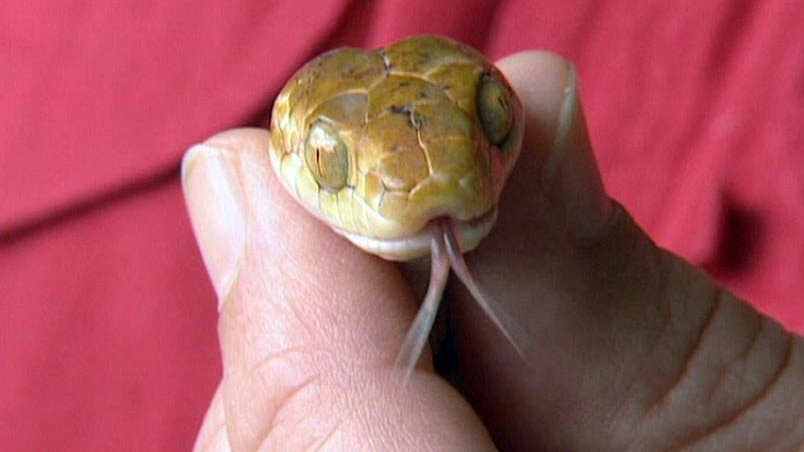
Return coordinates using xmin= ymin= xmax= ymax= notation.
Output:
xmin=450 ymin=51 xmax=804 ymax=450
xmin=181 ymin=129 xmax=498 ymax=450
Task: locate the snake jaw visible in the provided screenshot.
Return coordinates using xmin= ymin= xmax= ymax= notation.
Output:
xmin=335 ymin=208 xmax=499 ymax=261
xmin=395 ymin=218 xmax=523 ymax=382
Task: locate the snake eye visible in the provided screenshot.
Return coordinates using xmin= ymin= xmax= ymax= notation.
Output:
xmin=477 ymin=76 xmax=513 ymax=145
xmin=304 ymin=120 xmax=350 ymax=192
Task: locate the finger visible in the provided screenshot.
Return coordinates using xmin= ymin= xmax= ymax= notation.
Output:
xmin=451 ymin=52 xmax=804 ymax=449
xmin=192 ymin=383 xmax=231 ymax=452
xmin=455 ymin=52 xmax=613 ymax=360
xmin=182 ymin=129 xmax=496 ymax=450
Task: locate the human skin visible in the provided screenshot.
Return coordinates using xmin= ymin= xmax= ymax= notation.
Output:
xmin=182 ymin=51 xmax=804 ymax=451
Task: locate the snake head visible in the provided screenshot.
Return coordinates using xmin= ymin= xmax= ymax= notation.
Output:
xmin=269 ymin=35 xmax=524 ymax=261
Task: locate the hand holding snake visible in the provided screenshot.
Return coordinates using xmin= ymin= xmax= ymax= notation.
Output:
xmin=183 ymin=40 xmax=804 ymax=450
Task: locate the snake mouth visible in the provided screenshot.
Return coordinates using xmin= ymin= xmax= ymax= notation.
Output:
xmin=334 ymin=206 xmax=522 ymax=383
xmin=335 ymin=208 xmax=499 ymax=262
xmin=393 ymin=216 xmax=523 ymax=382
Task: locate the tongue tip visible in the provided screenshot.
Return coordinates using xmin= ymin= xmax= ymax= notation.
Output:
xmin=439 ymin=220 xmax=525 ymax=358
xmin=395 ymin=218 xmax=523 ymax=384
xmin=394 ymin=224 xmax=451 ymax=382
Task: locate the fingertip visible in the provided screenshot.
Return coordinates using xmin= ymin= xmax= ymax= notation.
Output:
xmin=206 ymin=129 xmax=434 ymax=448
xmin=496 ymin=50 xmax=574 ymax=140
xmin=181 ymin=141 xmax=247 ymax=306
xmin=494 ymin=51 xmax=574 ymax=203
xmin=202 ymin=127 xmax=272 ymax=153
xmin=449 ymin=50 xmax=616 ymax=384
xmin=497 ymin=50 xmax=613 ymax=239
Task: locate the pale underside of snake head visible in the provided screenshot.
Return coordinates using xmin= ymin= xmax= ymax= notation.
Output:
xmin=269 ymin=35 xmax=525 ymax=379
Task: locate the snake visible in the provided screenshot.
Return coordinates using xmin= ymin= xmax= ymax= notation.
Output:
xmin=269 ymin=35 xmax=524 ymax=378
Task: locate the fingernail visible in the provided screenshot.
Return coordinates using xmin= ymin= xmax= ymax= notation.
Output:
xmin=543 ymin=64 xmax=614 ymax=238
xmin=182 ymin=144 xmax=246 ymax=308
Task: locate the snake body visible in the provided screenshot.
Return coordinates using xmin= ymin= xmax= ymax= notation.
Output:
xmin=269 ymin=35 xmax=524 ymax=377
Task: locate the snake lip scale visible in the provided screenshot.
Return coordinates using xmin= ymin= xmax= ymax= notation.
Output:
xmin=335 ymin=208 xmax=499 ymax=262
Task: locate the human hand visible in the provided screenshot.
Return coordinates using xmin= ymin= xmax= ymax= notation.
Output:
xmin=182 ymin=51 xmax=804 ymax=450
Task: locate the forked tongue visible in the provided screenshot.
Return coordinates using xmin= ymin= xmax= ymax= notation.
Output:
xmin=395 ymin=220 xmax=523 ymax=382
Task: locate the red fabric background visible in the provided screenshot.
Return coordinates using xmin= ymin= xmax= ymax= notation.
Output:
xmin=1 ymin=0 xmax=802 ymax=450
